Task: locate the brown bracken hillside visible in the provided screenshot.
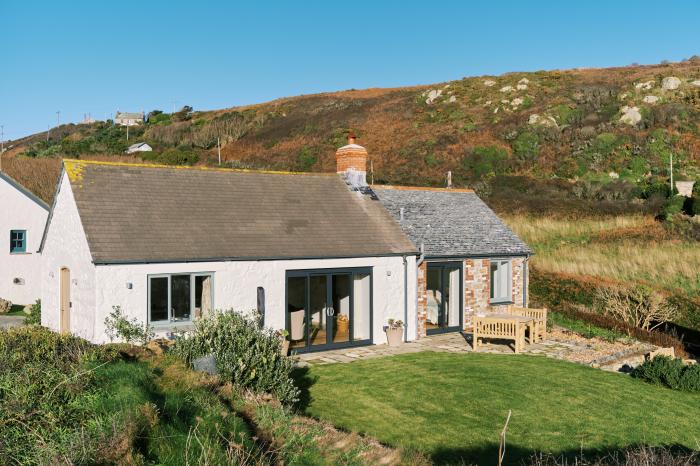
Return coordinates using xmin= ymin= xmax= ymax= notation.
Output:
xmin=4 ymin=59 xmax=700 ymax=213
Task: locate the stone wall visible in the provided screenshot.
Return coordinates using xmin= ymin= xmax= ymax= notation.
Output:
xmin=464 ymin=258 xmax=491 ymax=328
xmin=415 ymin=256 xmax=528 ymax=338
xmin=416 ymin=261 xmax=427 ymax=338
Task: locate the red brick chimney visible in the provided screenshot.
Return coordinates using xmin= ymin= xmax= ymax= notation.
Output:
xmin=335 ymin=131 xmax=368 ymax=174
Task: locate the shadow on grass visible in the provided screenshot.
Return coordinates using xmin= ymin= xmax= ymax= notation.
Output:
xmin=430 ymin=442 xmax=696 ymax=465
xmin=291 ymin=366 xmax=317 ymax=411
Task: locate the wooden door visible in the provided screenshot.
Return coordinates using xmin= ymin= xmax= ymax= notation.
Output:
xmin=60 ymin=267 xmax=70 ymax=333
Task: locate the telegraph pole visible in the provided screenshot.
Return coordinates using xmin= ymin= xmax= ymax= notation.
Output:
xmin=670 ymin=152 xmax=674 ymax=194
xmin=126 ymin=124 xmax=129 ymax=141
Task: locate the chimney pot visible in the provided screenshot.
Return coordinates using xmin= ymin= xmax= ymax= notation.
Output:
xmin=348 ymin=131 xmax=356 ymax=145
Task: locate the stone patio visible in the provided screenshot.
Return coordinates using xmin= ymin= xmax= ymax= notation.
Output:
xmin=294 ymin=328 xmax=657 ymax=373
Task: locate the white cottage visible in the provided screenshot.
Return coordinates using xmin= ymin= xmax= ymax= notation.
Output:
xmin=41 ymin=156 xmax=418 ymax=347
xmin=0 ymin=171 xmax=49 ymax=304
xmin=41 ymin=136 xmax=532 ymax=351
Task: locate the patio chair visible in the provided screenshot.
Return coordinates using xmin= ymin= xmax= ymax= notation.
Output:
xmin=506 ymin=307 xmax=547 ymax=343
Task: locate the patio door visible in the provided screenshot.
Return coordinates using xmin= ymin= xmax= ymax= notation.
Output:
xmin=286 ymin=268 xmax=372 ymax=352
xmin=426 ymin=262 xmax=462 ymax=334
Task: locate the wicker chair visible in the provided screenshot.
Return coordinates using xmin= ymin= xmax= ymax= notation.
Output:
xmin=506 ymin=307 xmax=547 ymax=343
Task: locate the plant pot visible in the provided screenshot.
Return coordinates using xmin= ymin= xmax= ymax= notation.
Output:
xmin=385 ymin=326 xmax=404 ymax=346
xmin=335 ymin=317 xmax=349 ymax=335
xmin=279 ymin=336 xmax=290 ymax=356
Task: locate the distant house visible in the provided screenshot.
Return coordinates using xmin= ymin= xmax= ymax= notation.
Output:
xmin=0 ymin=172 xmax=49 ymax=304
xmin=40 ymin=137 xmax=531 ymax=348
xmin=115 ymin=111 xmax=144 ymax=126
xmin=125 ymin=143 xmax=153 ymax=154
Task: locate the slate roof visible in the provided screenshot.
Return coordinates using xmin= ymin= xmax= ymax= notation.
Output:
xmin=63 ymin=160 xmax=417 ymax=264
xmin=115 ymin=112 xmax=144 ymax=120
xmin=373 ymin=186 xmax=531 ymax=257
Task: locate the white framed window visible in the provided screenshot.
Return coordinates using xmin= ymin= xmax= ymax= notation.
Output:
xmin=489 ymin=260 xmax=512 ymax=304
xmin=148 ymin=273 xmax=214 ymax=323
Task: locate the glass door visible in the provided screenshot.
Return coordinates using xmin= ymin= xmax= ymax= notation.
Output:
xmin=286 ymin=269 xmax=372 ymax=352
xmin=426 ymin=262 xmax=462 ymax=334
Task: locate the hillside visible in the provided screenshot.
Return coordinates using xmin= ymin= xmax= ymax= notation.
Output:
xmin=3 ymin=59 xmax=700 ymax=212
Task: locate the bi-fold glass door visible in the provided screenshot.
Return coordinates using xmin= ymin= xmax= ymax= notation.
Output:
xmin=426 ymin=262 xmax=462 ymax=334
xmin=286 ymin=268 xmax=372 ymax=352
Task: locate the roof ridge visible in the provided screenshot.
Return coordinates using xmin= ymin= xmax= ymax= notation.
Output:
xmin=62 ymin=159 xmax=337 ymax=179
xmin=371 ymin=184 xmax=474 ymax=193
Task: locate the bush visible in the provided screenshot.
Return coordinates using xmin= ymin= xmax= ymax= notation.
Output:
xmin=24 ymin=299 xmax=41 ymax=325
xmin=173 ymin=311 xmax=299 ymax=405
xmin=631 ymin=356 xmax=700 ymax=392
xmin=595 ymin=284 xmax=678 ymax=332
xmin=145 ymin=148 xmax=199 ymax=165
xmin=0 ymin=327 xmax=121 ymax=463
xmin=661 ymin=195 xmax=685 ymax=219
xmin=512 ymin=131 xmax=540 ymax=161
xmin=104 ymin=305 xmax=154 ymax=345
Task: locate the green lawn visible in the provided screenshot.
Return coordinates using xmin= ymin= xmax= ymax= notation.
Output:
xmin=300 ymin=352 xmax=700 ymax=465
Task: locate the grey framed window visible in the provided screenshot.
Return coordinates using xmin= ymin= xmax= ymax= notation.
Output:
xmin=148 ymin=273 xmax=214 ymax=323
xmin=489 ymin=260 xmax=512 ymax=304
xmin=10 ymin=230 xmax=26 ymax=253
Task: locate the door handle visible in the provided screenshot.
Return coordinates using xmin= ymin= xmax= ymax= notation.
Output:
xmin=326 ymin=307 xmax=335 ymax=317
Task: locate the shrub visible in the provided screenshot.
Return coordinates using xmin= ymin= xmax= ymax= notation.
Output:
xmin=512 ymin=131 xmax=540 ymax=161
xmin=296 ymin=147 xmax=317 ymax=171
xmin=595 ymin=284 xmax=678 ymax=332
xmin=462 ymin=145 xmax=509 ymax=178
xmin=173 ymin=311 xmax=299 ymax=405
xmin=631 ymin=356 xmax=700 ymax=392
xmin=0 ymin=297 xmax=11 ymax=313
xmin=24 ymin=299 xmax=41 ymax=325
xmin=145 ymin=148 xmax=199 ymax=165
xmin=104 ymin=305 xmax=154 ymax=345
xmin=661 ymin=195 xmax=685 ymax=218
xmin=0 ymin=327 xmax=122 ymax=463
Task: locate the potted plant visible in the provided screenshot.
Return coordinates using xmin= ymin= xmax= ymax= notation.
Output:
xmin=385 ymin=319 xmax=404 ymax=346
xmin=277 ymin=329 xmax=290 ymax=356
xmin=335 ymin=313 xmax=349 ymax=336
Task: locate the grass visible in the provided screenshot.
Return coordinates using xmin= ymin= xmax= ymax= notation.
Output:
xmin=6 ymin=305 xmax=27 ymax=316
xmin=86 ymin=356 xmax=260 ymax=464
xmin=301 ymin=352 xmax=700 ymax=465
xmin=504 ymin=214 xmax=700 ymax=295
xmin=549 ymin=311 xmax=628 ymax=342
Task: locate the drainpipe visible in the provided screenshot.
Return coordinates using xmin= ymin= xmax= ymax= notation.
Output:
xmin=523 ymin=255 xmax=529 ymax=307
xmin=403 ymin=255 xmax=408 ymax=342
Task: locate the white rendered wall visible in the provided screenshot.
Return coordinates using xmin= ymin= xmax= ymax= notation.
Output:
xmin=0 ymin=175 xmax=48 ymax=304
xmin=41 ymin=173 xmax=97 ymax=339
xmin=93 ymin=255 xmax=417 ymax=344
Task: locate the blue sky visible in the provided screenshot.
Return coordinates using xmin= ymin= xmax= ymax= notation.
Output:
xmin=2 ymin=0 xmax=700 ymax=140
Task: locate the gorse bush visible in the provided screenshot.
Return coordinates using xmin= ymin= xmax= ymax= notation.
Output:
xmin=24 ymin=299 xmax=41 ymax=326
xmin=0 ymin=327 xmax=117 ymax=464
xmin=173 ymin=310 xmax=300 ymax=405
xmin=104 ymin=305 xmax=154 ymax=344
xmin=631 ymin=355 xmax=700 ymax=392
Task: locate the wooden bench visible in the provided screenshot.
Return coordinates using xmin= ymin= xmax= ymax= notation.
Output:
xmin=506 ymin=307 xmax=547 ymax=343
xmin=473 ymin=315 xmax=529 ymax=354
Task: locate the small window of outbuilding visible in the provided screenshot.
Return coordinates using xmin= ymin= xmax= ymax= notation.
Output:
xmin=10 ymin=230 xmax=26 ymax=253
